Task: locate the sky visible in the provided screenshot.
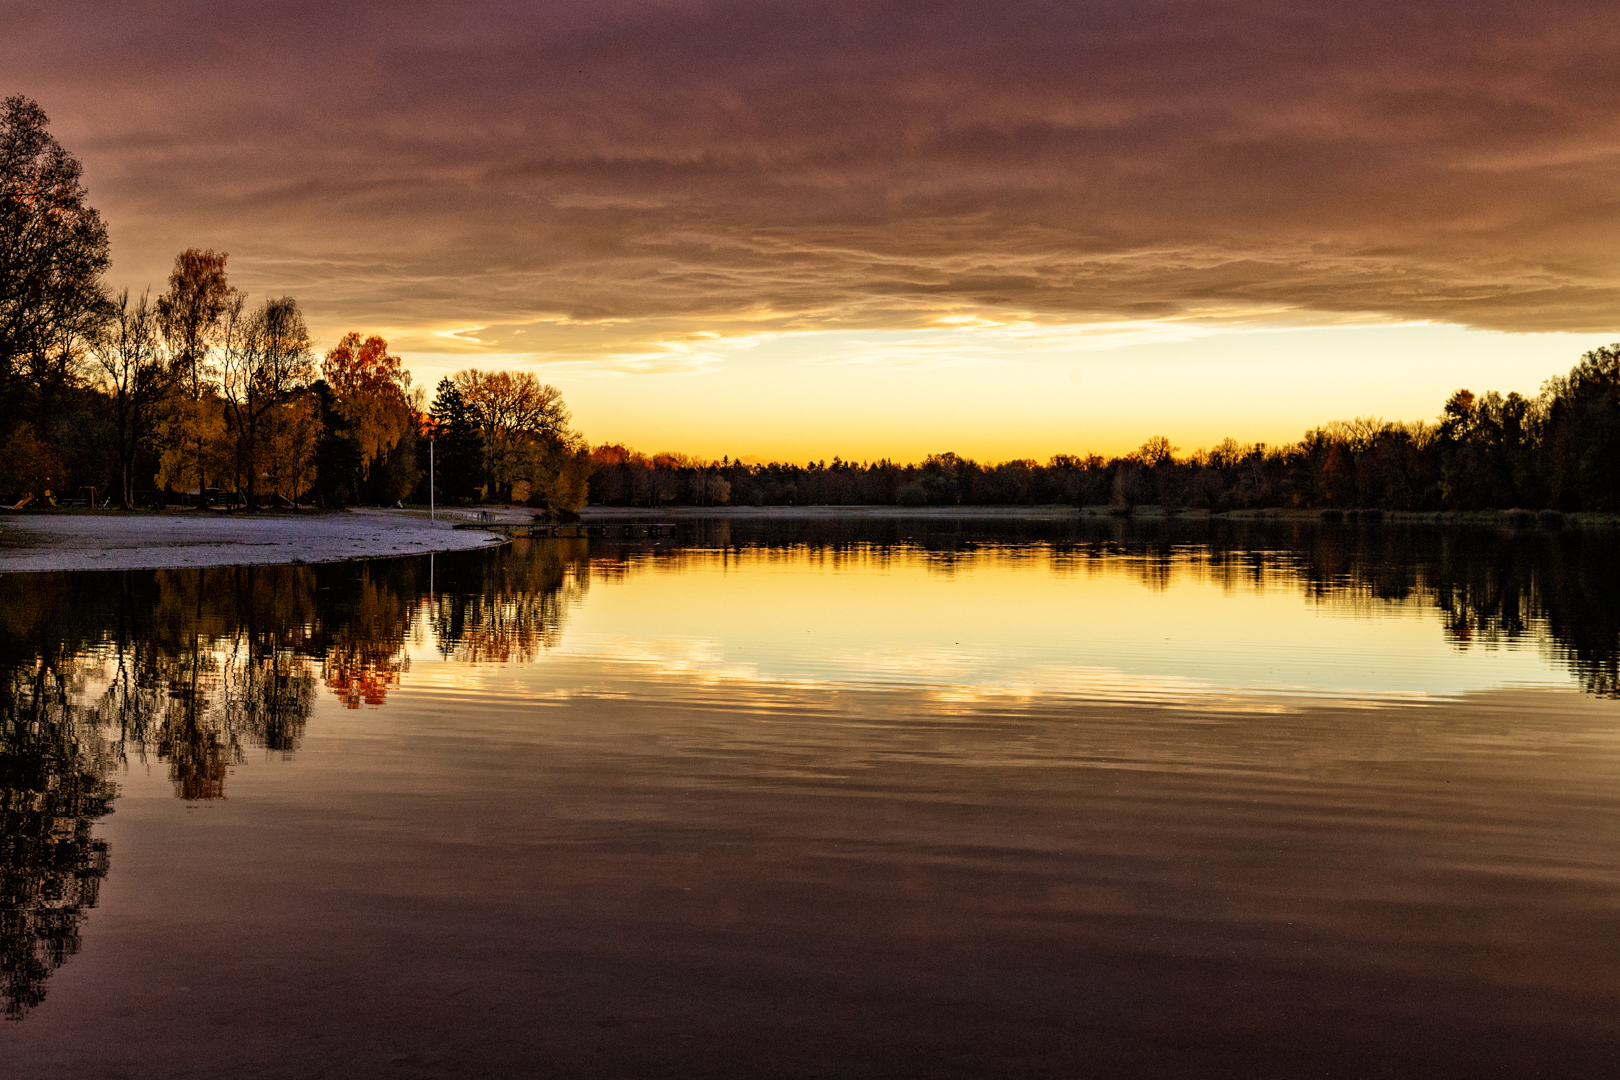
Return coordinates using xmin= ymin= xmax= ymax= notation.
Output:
xmin=7 ymin=0 xmax=1620 ymax=461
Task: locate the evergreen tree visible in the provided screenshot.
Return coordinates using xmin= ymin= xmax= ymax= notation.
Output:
xmin=310 ymin=379 xmax=361 ymax=506
xmin=428 ymin=377 xmax=484 ymax=503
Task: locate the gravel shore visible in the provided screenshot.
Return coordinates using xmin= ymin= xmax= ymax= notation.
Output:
xmin=0 ymin=508 xmax=505 ymax=573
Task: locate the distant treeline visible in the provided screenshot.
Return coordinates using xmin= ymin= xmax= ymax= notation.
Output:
xmin=588 ymin=353 xmax=1620 ymax=512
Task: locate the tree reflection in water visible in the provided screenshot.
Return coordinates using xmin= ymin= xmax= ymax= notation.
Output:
xmin=0 ymin=524 xmax=1617 ymax=1020
xmin=0 ymin=543 xmax=583 ymax=1019
xmin=427 ymin=538 xmax=589 ymax=663
xmin=0 ymin=657 xmax=116 ymax=1021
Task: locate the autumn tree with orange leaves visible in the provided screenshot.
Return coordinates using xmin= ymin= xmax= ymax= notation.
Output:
xmin=321 ymin=332 xmax=420 ymax=504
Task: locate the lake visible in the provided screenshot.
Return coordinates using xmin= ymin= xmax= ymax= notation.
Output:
xmin=4 ymin=517 xmax=1620 ymax=1077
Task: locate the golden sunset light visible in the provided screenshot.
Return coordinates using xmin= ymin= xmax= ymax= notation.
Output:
xmin=8 ymin=6 xmax=1620 ymax=1076
xmin=9 ymin=1 xmax=1620 ymax=459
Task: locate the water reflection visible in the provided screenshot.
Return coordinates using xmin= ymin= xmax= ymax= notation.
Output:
xmin=0 ymin=544 xmax=590 ymax=1017
xmin=0 ymin=543 xmax=597 ymax=809
xmin=646 ymin=517 xmax=1620 ymax=696
xmin=0 ymin=657 xmax=115 ymax=1020
xmin=427 ymin=538 xmax=589 ymax=663
xmin=0 ymin=520 xmax=1618 ymax=1025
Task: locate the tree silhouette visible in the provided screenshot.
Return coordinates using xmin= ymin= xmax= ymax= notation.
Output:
xmin=0 ymin=96 xmax=109 ymax=439
xmin=428 ymin=377 xmax=486 ymax=504
xmin=154 ymin=249 xmax=238 ymax=499
xmin=218 ymin=297 xmax=315 ymax=508
xmin=92 ymin=289 xmax=175 ymax=508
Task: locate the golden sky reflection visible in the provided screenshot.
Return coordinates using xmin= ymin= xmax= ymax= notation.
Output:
xmin=403 ymin=544 xmax=1567 ymax=704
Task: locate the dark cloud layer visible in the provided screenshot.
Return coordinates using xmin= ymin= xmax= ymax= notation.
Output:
xmin=7 ymin=0 xmax=1620 ymax=354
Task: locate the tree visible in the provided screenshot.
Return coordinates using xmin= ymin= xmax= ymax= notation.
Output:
xmin=427 ymin=377 xmax=485 ymax=503
xmin=921 ymin=451 xmax=974 ymax=504
xmin=156 ymin=249 xmax=234 ymax=396
xmin=1135 ymin=436 xmax=1178 ymax=468
xmin=309 ymin=380 xmax=360 ymax=507
xmin=155 ymin=249 xmax=237 ymax=496
xmin=91 ymin=289 xmax=175 ymax=508
xmin=219 ymin=297 xmax=315 ymax=507
xmin=530 ymin=443 xmax=593 ymax=513
xmin=1542 ymin=345 xmax=1620 ymax=511
xmin=254 ymin=393 xmax=322 ymax=505
xmin=452 ymin=368 xmax=578 ymax=504
xmin=0 ymin=96 xmax=109 ymax=434
xmin=153 ymin=394 xmax=230 ymax=501
xmin=1435 ymin=390 xmax=1540 ymax=509
xmin=0 ymin=423 xmax=62 ymax=501
xmin=321 ymin=332 xmax=416 ymax=503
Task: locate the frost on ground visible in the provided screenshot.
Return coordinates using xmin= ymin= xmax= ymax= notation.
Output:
xmin=0 ymin=509 xmax=505 ymax=573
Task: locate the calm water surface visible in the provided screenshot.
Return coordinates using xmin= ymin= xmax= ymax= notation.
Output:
xmin=4 ymin=519 xmax=1620 ymax=1077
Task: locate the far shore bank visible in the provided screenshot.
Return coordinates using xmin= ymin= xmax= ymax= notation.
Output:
xmin=0 ymin=508 xmax=505 ymax=574
xmin=577 ymin=504 xmax=1620 ymax=528
xmin=580 ymin=505 xmax=1086 ymax=520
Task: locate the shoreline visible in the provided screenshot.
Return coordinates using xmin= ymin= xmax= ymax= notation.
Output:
xmin=0 ymin=508 xmax=505 ymax=574
xmin=580 ymin=504 xmax=1087 ymax=521
xmin=3 ymin=502 xmax=1613 ymax=575
xmin=579 ymin=504 xmax=1620 ymax=528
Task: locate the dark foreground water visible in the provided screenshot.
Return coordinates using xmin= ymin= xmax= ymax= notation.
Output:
xmin=3 ymin=518 xmax=1620 ymax=1078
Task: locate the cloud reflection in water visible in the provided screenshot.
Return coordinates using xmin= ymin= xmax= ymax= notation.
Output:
xmin=2 ymin=519 xmax=1619 ymax=1028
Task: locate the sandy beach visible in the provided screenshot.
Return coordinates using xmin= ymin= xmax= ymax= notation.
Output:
xmin=0 ymin=508 xmax=505 ymax=573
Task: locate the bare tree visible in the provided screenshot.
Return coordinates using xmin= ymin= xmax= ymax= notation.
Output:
xmin=92 ymin=289 xmax=175 ymax=508
xmin=220 ymin=296 xmax=314 ymax=508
